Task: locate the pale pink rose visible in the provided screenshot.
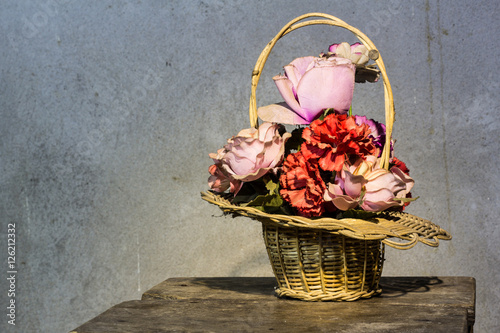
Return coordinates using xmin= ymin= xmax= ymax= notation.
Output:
xmin=324 ymin=156 xmax=414 ymax=212
xmin=221 ymin=122 xmax=291 ymax=182
xmin=324 ymin=180 xmax=361 ymax=211
xmin=208 ymin=123 xmax=291 ymax=195
xmin=257 ymin=56 xmax=355 ymax=125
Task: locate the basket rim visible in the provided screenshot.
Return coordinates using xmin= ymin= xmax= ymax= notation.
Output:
xmin=201 ymin=190 xmax=451 ymax=250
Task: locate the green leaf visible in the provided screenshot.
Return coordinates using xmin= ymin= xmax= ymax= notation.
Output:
xmin=232 ymin=192 xmax=259 ymax=205
xmin=393 ymin=196 xmax=419 ymax=203
xmin=319 ymin=108 xmax=336 ymax=121
xmin=233 ymin=177 xmax=285 ymax=213
xmin=241 ymin=192 xmax=284 ymax=213
xmin=264 ymin=178 xmax=279 ymax=193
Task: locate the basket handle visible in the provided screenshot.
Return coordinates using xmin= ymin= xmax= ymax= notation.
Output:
xmin=249 ymin=12 xmax=395 ymax=170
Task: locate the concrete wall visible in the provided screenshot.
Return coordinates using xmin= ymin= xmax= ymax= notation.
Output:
xmin=1 ymin=0 xmax=499 ymax=331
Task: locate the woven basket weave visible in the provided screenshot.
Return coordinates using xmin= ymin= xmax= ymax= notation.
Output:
xmin=201 ymin=13 xmax=451 ymax=301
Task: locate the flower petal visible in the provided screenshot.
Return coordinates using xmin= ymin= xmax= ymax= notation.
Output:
xmin=361 ymin=189 xmax=401 ymax=211
xmin=343 ymin=170 xmax=367 ymax=198
xmin=351 ymin=43 xmax=369 ymax=65
xmin=284 ymin=56 xmax=316 ymax=89
xmin=332 ymin=195 xmax=359 ymax=211
xmin=328 ymin=43 xmax=339 ymax=53
xmin=296 ymin=59 xmax=355 ymax=118
xmin=391 ymin=166 xmax=415 ymax=195
xmin=364 ymin=170 xmax=403 ymax=193
xmin=324 ymin=182 xmax=344 ymax=199
xmin=273 ymin=75 xmax=305 ymax=115
xmin=236 ymin=127 xmax=258 ymax=139
xmin=257 ymin=102 xmax=310 ymax=125
xmin=334 ymin=42 xmax=351 ymax=59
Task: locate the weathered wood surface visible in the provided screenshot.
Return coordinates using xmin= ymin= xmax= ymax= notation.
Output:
xmin=71 ymin=276 xmax=475 ymax=333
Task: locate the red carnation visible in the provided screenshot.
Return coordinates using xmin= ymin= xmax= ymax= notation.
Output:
xmin=391 ymin=157 xmax=410 ymax=175
xmin=301 ymin=114 xmax=376 ymax=172
xmin=279 ymin=151 xmax=326 ymax=217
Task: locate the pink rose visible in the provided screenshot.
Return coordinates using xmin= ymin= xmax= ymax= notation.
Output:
xmin=257 ymin=56 xmax=355 ymax=125
xmin=324 ymin=156 xmax=414 ymax=212
xmin=208 ymin=122 xmax=291 ymax=195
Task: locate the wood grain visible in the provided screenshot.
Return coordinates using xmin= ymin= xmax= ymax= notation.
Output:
xmin=71 ymin=276 xmax=475 ymax=333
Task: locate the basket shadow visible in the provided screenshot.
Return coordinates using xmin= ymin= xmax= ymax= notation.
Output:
xmin=184 ymin=276 xmax=442 ymax=301
xmin=189 ymin=277 xmax=278 ymax=297
xmin=378 ymin=276 xmax=443 ymax=298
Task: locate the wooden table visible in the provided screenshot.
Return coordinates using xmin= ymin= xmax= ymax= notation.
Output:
xmin=71 ymin=276 xmax=475 ymax=332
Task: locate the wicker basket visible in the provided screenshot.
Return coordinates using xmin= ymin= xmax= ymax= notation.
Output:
xmin=262 ymin=224 xmax=384 ymax=301
xmin=201 ymin=13 xmax=451 ymax=301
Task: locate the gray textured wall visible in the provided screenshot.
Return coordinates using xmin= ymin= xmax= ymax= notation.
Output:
xmin=1 ymin=0 xmax=499 ymax=332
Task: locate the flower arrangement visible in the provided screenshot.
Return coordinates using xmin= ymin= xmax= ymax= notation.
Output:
xmin=207 ymin=42 xmax=416 ymax=219
xmin=202 ymin=13 xmax=451 ymax=302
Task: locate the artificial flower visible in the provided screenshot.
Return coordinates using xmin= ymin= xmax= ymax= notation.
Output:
xmin=279 ymin=151 xmax=326 ymax=217
xmin=329 ymin=42 xmax=369 ymax=65
xmin=257 ymin=56 xmax=355 ymax=125
xmin=354 ymin=115 xmax=389 ymax=155
xmin=390 ymin=156 xmax=410 ymax=175
xmin=301 ymin=113 xmax=376 ymax=172
xmin=324 ymin=156 xmax=414 ymax=211
xmin=207 ymin=43 xmax=417 ymax=217
xmin=389 ymin=156 xmax=413 ymax=208
xmin=208 ymin=122 xmax=290 ymax=195
xmin=208 ymin=163 xmax=242 ymax=194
